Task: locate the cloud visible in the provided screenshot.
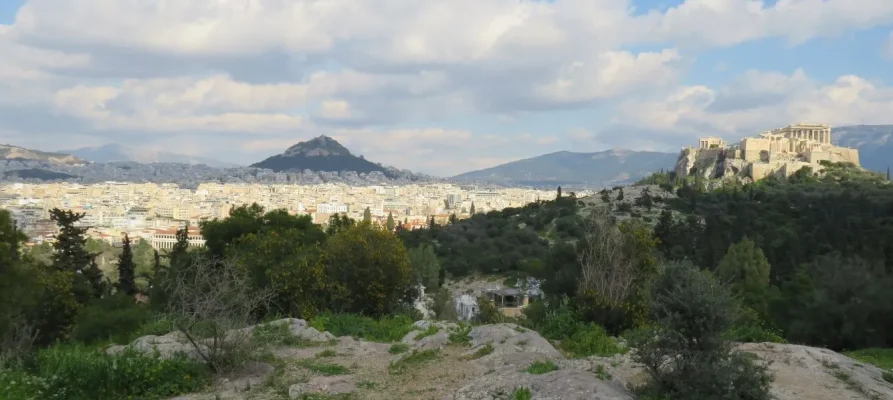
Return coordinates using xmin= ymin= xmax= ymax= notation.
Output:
xmin=602 ymin=70 xmax=893 ymax=149
xmin=883 ymin=31 xmax=893 ymax=59
xmin=1 ymin=0 xmax=893 ymax=175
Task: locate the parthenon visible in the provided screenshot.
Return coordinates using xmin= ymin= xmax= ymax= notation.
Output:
xmin=682 ymin=123 xmax=861 ymax=182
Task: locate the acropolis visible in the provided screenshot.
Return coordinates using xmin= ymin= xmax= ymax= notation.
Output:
xmin=677 ymin=124 xmax=861 ymax=182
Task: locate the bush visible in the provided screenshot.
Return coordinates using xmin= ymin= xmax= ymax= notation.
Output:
xmin=71 ymin=294 xmax=150 ymax=345
xmin=309 ymin=313 xmax=414 ymax=342
xmin=629 ymin=261 xmax=773 ymax=400
xmin=524 ymin=360 xmax=559 ymax=375
xmin=0 ymin=344 xmax=209 ymax=400
xmin=560 ymin=324 xmax=625 ymax=358
xmin=473 ymin=296 xmax=504 ymax=324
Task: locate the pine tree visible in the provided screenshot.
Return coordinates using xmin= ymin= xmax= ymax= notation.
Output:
xmin=152 ymin=249 xmax=162 ymax=277
xmin=363 ymin=207 xmax=372 ymax=224
xmin=617 ymin=187 xmax=624 ymax=201
xmin=556 ymin=186 xmax=562 ymax=200
xmin=386 ymin=212 xmax=396 ymax=231
xmin=50 ymin=208 xmax=104 ymax=301
xmin=168 ymin=224 xmax=190 ymax=270
xmin=117 ymin=233 xmax=137 ymax=296
xmin=470 ymin=202 xmax=476 ymax=215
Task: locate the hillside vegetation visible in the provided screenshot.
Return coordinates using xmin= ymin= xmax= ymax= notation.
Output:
xmin=1 ymin=163 xmax=892 ymax=399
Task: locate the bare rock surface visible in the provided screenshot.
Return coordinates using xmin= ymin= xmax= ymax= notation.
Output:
xmin=450 ymin=368 xmax=634 ymax=400
xmin=107 ymin=331 xmax=208 ymax=361
xmin=289 ymin=375 xmax=357 ymax=399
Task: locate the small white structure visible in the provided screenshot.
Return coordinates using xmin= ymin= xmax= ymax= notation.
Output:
xmin=454 ymin=294 xmax=478 ymax=322
xmin=413 ymin=284 xmax=433 ymax=319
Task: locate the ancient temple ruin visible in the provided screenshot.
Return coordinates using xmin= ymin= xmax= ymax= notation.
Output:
xmin=678 ymin=123 xmax=861 ymax=182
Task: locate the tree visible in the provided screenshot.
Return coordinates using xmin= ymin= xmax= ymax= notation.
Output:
xmin=326 ymin=213 xmax=355 ymax=236
xmin=117 ymin=234 xmax=137 ymax=296
xmin=164 ymin=256 xmax=274 ymax=373
xmin=152 ymin=249 xmax=162 ymax=277
xmin=322 ymin=224 xmax=415 ymax=316
xmin=386 ymin=212 xmax=396 ymax=231
xmin=0 ymin=210 xmax=25 ymax=273
xmin=628 ymin=261 xmax=773 ymax=400
xmin=715 ymin=238 xmax=771 ymax=315
xmin=168 ymin=224 xmax=190 ymax=270
xmin=407 ymin=244 xmax=441 ymax=290
xmin=470 ymin=202 xmax=476 ymax=215
xmin=428 ymin=215 xmax=436 ymax=230
xmin=556 ymin=186 xmax=562 ymax=200
xmin=616 ymin=187 xmax=624 ymax=201
xmin=363 ymin=207 xmax=372 ymax=224
xmin=448 ymin=213 xmax=458 ymax=225
xmin=49 ymin=208 xmax=104 ymax=302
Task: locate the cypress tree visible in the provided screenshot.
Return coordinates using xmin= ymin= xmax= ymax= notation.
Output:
xmin=470 ymin=202 xmax=476 ymax=215
xmin=168 ymin=224 xmax=190 ymax=270
xmin=363 ymin=207 xmax=372 ymax=224
xmin=117 ymin=233 xmax=137 ymax=296
xmin=50 ymin=208 xmax=104 ymax=301
xmin=556 ymin=186 xmax=562 ymax=200
xmin=386 ymin=212 xmax=396 ymax=231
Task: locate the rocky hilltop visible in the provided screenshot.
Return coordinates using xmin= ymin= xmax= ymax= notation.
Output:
xmin=109 ymin=319 xmax=893 ymax=400
xmin=0 ymin=144 xmax=85 ymax=166
xmin=251 ymin=136 xmax=390 ymax=175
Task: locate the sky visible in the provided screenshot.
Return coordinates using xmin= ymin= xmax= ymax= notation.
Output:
xmin=0 ymin=0 xmax=892 ymax=176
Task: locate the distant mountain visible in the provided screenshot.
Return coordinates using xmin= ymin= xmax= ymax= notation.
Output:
xmin=0 ymin=144 xmax=85 ymax=166
xmin=452 ymin=149 xmax=678 ymax=188
xmin=833 ymin=125 xmax=892 ymax=173
xmin=250 ymin=135 xmax=391 ymax=175
xmin=63 ymin=144 xmax=238 ymax=168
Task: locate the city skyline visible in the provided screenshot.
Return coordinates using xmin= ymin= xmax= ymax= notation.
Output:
xmin=1 ymin=1 xmax=892 ymax=175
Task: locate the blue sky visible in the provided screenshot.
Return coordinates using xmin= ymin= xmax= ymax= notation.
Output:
xmin=1 ymin=0 xmax=892 ymax=175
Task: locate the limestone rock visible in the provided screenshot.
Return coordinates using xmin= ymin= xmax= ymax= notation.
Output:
xmin=288 ymin=375 xmax=357 ymax=399
xmin=413 ymin=331 xmax=451 ymax=352
xmin=466 ymin=323 xmax=562 ymax=359
xmin=107 ymin=331 xmax=208 ymax=361
xmin=448 ymin=369 xmax=634 ymax=400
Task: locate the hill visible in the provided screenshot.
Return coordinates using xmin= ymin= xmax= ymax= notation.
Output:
xmin=3 ymin=168 xmax=77 ymax=180
xmin=250 ymin=135 xmax=391 ymax=175
xmin=832 ymin=124 xmax=892 ymax=173
xmin=63 ymin=143 xmax=238 ymax=168
xmin=451 ymin=149 xmax=678 ymax=188
xmin=0 ymin=144 xmax=85 ymax=165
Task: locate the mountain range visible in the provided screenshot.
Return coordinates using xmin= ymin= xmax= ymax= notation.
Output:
xmin=451 ymin=149 xmax=679 ymax=188
xmin=832 ymin=125 xmax=892 ymax=173
xmin=250 ymin=135 xmax=393 ymax=175
xmin=1 ymin=144 xmax=85 ymax=166
xmin=62 ymin=144 xmax=238 ymax=168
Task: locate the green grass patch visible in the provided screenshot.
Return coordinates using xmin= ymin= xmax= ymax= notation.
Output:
xmin=357 ymin=380 xmax=377 ymax=389
xmin=309 ymin=313 xmax=414 ymax=343
xmin=512 ymin=387 xmax=532 ymax=400
xmin=462 ymin=344 xmax=494 ymax=360
xmin=252 ymin=321 xmax=315 ymax=347
xmin=296 ymin=394 xmax=355 ymax=400
xmin=297 ymin=359 xmax=351 ymax=376
xmin=843 ymin=348 xmax=893 ymax=370
xmin=559 ymin=324 xmax=626 ymax=358
xmin=0 ymin=344 xmax=209 ymax=400
xmin=388 ymin=343 xmax=410 ymax=354
xmin=414 ymin=325 xmax=440 ymax=340
xmin=388 ymin=350 xmax=440 ymax=374
xmin=449 ymin=323 xmax=473 ymax=345
xmin=315 ymin=349 xmax=338 ymax=358
xmin=524 ymin=360 xmax=559 ymax=375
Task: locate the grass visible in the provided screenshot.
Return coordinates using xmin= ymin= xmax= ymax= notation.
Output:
xmin=309 ymin=313 xmax=414 ymax=343
xmin=559 ymin=324 xmax=626 ymax=359
xmin=388 ymin=350 xmax=441 ymax=374
xmin=511 ymin=387 xmax=532 ymax=400
xmin=414 ymin=325 xmax=440 ymax=340
xmin=357 ymin=380 xmax=377 ymax=389
xmin=315 ymin=349 xmax=338 ymax=358
xmin=252 ymin=321 xmax=315 ymax=347
xmin=462 ymin=344 xmax=494 ymax=360
xmin=388 ymin=343 xmax=410 ymax=354
xmin=0 ymin=344 xmax=209 ymax=400
xmin=843 ymin=348 xmax=893 ymax=370
xmin=296 ymin=394 xmax=354 ymax=400
xmin=449 ymin=323 xmax=473 ymax=345
xmin=593 ymin=364 xmax=613 ymax=380
xmin=297 ymin=359 xmax=351 ymax=376
xmin=524 ymin=360 xmax=559 ymax=375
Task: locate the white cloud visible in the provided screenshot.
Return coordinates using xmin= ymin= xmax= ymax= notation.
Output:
xmin=605 ymin=70 xmax=893 ymax=149
xmin=883 ymin=31 xmax=893 ymax=59
xmin=2 ymin=0 xmax=893 ymax=174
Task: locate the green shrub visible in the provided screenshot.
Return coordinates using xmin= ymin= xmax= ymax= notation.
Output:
xmin=252 ymin=321 xmax=313 ymax=347
xmin=71 ymin=294 xmax=150 ymax=345
xmin=560 ymin=324 xmax=625 ymax=358
xmin=524 ymin=360 xmax=559 ymax=375
xmin=449 ymin=323 xmax=473 ymax=344
xmin=309 ymin=313 xmax=414 ymax=342
xmin=414 ymin=325 xmax=439 ymax=340
xmin=473 ymin=296 xmax=504 ymax=324
xmin=537 ymin=305 xmax=581 ymax=341
xmin=842 ymin=348 xmax=893 ymax=370
xmin=1 ymin=344 xmax=209 ymax=400
xmin=512 ymin=387 xmax=532 ymax=400
xmin=629 ymin=261 xmax=773 ymax=400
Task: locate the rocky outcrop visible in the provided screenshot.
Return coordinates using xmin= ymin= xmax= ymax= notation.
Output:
xmin=107 ymin=331 xmax=208 ymax=361
xmin=674 ymin=147 xmax=751 ymax=185
xmin=289 ymin=375 xmax=357 ymax=399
